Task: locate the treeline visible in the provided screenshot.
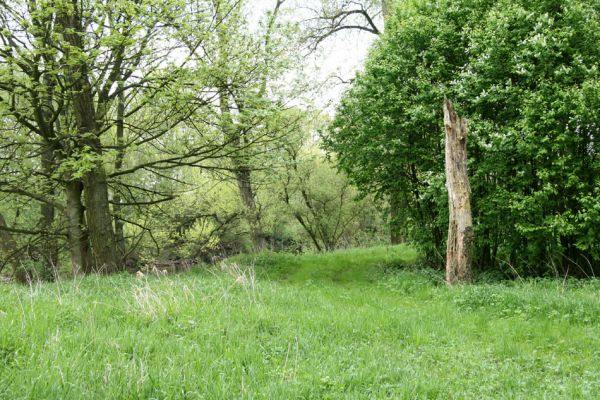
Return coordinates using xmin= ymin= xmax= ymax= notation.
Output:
xmin=325 ymin=0 xmax=600 ymax=277
xmin=2 ymin=0 xmax=598 ymax=282
xmin=0 ymin=0 xmax=388 ymax=282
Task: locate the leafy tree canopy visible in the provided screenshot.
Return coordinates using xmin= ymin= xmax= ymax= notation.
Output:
xmin=324 ymin=0 xmax=600 ymax=275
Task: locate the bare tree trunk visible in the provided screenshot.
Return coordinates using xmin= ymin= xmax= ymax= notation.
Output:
xmin=65 ymin=180 xmax=92 ymax=274
xmin=444 ymin=99 xmax=473 ymax=285
xmin=0 ymin=213 xmax=28 ymax=283
xmin=84 ymin=167 xmax=119 ymax=273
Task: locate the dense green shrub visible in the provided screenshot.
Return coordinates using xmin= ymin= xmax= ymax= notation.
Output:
xmin=324 ymin=0 xmax=600 ymax=276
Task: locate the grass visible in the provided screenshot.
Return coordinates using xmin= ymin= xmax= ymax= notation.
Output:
xmin=1 ymin=245 xmax=600 ymax=399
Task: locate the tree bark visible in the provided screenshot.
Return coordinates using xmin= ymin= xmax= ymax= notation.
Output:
xmin=382 ymin=0 xmax=391 ymax=24
xmin=235 ymin=167 xmax=265 ymax=251
xmin=217 ymin=87 xmax=265 ymax=252
xmin=65 ymin=180 xmax=92 ymax=274
xmin=84 ymin=167 xmax=119 ymax=272
xmin=389 ymin=191 xmax=407 ymax=245
xmin=113 ymin=83 xmax=127 ymax=259
xmin=444 ymin=99 xmax=473 ymax=285
xmin=38 ymin=68 xmax=60 ymax=279
xmin=40 ymin=146 xmax=59 ymax=279
xmin=0 ymin=213 xmax=28 ymax=283
xmin=58 ymin=7 xmax=119 ymax=273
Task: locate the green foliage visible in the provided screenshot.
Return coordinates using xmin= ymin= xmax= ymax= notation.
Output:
xmin=323 ymin=0 xmax=475 ymax=261
xmin=1 ymin=0 xmax=384 ymax=274
xmin=1 ymin=246 xmax=600 ymax=398
xmin=325 ymin=0 xmax=600 ymax=275
xmin=459 ymin=0 xmax=600 ymax=274
xmin=276 ymin=118 xmax=387 ymax=252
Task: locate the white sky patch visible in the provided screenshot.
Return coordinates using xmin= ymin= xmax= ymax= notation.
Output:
xmin=248 ymin=0 xmax=378 ymax=112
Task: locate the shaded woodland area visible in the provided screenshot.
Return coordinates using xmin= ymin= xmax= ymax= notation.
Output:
xmin=0 ymin=0 xmax=390 ymax=282
xmin=1 ymin=0 xmax=599 ymax=282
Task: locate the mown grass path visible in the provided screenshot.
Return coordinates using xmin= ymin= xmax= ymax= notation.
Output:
xmin=1 ymin=246 xmax=599 ymax=399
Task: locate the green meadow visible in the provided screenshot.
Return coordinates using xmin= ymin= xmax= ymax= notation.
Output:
xmin=1 ymin=246 xmax=599 ymax=399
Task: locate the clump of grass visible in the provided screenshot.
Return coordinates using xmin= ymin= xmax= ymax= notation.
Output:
xmin=217 ymin=261 xmax=258 ymax=302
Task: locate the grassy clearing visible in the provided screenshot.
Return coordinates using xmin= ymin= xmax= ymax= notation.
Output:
xmin=1 ymin=245 xmax=599 ymax=399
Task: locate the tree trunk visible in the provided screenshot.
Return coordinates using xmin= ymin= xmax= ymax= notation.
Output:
xmin=235 ymin=167 xmax=265 ymax=251
xmin=113 ymin=83 xmax=127 ymax=258
xmin=39 ymin=69 xmax=60 ymax=279
xmin=382 ymin=0 xmax=392 ymax=25
xmin=0 ymin=213 xmax=28 ymax=283
xmin=58 ymin=8 xmax=119 ymax=273
xmin=443 ymin=99 xmax=473 ymax=285
xmin=215 ymin=5 xmax=265 ymax=253
xmin=65 ymin=180 xmax=92 ymax=274
xmin=84 ymin=167 xmax=119 ymax=273
xmin=40 ymin=146 xmax=59 ymax=279
xmin=219 ymin=85 xmax=265 ymax=252
xmin=389 ymin=191 xmax=407 ymax=245
xmin=216 ymin=78 xmax=264 ymax=252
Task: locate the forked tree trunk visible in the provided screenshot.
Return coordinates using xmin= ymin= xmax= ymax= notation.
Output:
xmin=443 ymin=99 xmax=473 ymax=285
xmin=58 ymin=8 xmax=119 ymax=273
